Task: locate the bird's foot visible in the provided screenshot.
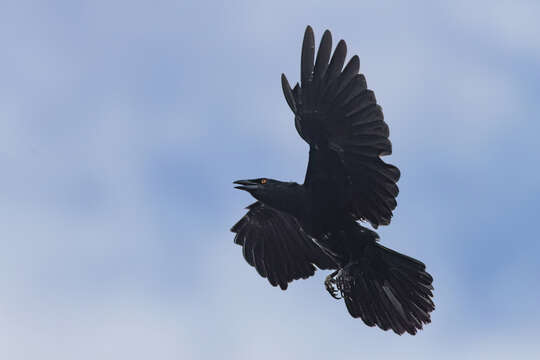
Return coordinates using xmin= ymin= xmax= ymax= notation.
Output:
xmin=325 ymin=271 xmax=341 ymax=299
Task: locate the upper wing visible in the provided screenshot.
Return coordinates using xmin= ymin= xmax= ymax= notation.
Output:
xmin=231 ymin=202 xmax=337 ymax=290
xmin=281 ymin=26 xmax=400 ymax=228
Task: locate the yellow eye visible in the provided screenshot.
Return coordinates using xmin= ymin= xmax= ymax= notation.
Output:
xmin=261 ymin=179 xmax=267 ymax=184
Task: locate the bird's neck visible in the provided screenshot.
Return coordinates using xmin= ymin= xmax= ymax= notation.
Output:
xmin=266 ymin=184 xmax=308 ymax=220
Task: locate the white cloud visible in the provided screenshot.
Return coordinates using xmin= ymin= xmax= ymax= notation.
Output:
xmin=0 ymin=298 xmax=195 ymax=360
xmin=446 ymin=0 xmax=540 ymax=57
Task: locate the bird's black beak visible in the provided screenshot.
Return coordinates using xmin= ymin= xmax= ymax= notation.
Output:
xmin=233 ymin=179 xmax=260 ymax=192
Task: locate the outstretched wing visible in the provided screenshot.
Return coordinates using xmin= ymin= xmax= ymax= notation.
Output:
xmin=281 ymin=26 xmax=400 ymax=228
xmin=231 ymin=202 xmax=337 ymax=290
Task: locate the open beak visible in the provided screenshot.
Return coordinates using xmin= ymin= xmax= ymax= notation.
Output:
xmin=233 ymin=179 xmax=260 ymax=192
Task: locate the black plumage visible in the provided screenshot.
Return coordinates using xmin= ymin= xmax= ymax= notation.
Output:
xmin=232 ymin=26 xmax=434 ymax=335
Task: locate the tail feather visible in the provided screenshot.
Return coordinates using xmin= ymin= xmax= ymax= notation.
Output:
xmin=336 ymin=243 xmax=434 ymax=335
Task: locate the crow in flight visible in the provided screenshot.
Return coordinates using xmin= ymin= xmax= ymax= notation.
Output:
xmin=232 ymin=26 xmax=434 ymax=335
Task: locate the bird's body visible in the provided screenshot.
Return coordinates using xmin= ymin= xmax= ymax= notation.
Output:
xmin=232 ymin=26 xmax=434 ymax=335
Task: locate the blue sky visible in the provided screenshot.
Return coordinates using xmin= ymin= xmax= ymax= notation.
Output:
xmin=1 ymin=0 xmax=539 ymax=358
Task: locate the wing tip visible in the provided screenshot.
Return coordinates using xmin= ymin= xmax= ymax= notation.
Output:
xmin=281 ymin=73 xmax=297 ymax=113
xmin=336 ymin=39 xmax=347 ymax=53
xmin=304 ymin=25 xmax=314 ymax=37
xmin=350 ymin=54 xmax=360 ymax=67
xmin=301 ymin=26 xmax=316 ymax=85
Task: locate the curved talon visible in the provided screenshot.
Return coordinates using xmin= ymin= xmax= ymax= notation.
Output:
xmin=325 ymin=272 xmax=342 ymax=299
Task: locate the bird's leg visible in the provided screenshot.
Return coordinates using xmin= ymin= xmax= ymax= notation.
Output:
xmin=325 ymin=270 xmax=341 ymax=299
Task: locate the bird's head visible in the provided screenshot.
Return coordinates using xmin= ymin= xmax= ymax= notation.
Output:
xmin=233 ymin=178 xmax=304 ymax=213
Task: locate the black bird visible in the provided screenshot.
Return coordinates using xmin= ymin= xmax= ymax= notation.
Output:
xmin=232 ymin=26 xmax=434 ymax=335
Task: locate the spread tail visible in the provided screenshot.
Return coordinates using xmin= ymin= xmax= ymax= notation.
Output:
xmin=336 ymin=243 xmax=434 ymax=335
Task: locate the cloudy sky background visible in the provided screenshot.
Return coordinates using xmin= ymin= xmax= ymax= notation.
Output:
xmin=1 ymin=0 xmax=539 ymax=358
